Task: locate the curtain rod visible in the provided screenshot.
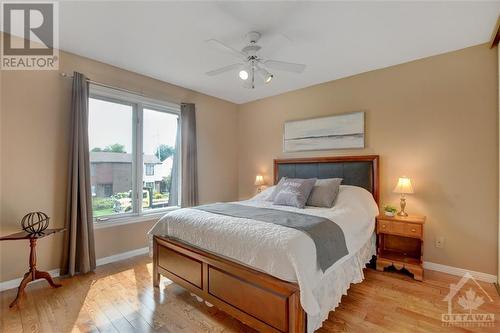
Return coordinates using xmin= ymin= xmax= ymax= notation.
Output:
xmin=60 ymin=72 xmax=145 ymax=97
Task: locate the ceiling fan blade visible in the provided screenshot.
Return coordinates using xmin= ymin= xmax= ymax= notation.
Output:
xmin=206 ymin=63 xmax=243 ymax=76
xmin=206 ymin=39 xmax=247 ymax=61
xmin=263 ymin=60 xmax=306 ymax=73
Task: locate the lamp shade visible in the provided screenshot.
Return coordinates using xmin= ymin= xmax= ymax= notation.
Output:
xmin=393 ymin=177 xmax=414 ymax=194
xmin=254 ymin=175 xmax=265 ymax=186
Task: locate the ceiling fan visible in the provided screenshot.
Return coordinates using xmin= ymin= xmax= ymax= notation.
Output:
xmin=205 ymin=31 xmax=306 ymax=89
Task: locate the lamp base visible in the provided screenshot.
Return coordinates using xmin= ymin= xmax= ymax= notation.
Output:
xmin=398 ymin=195 xmax=408 ymax=217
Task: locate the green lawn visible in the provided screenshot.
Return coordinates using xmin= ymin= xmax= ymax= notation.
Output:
xmin=93 ymin=208 xmax=114 ymax=217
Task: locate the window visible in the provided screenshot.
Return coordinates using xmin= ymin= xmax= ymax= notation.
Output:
xmin=101 ymin=184 xmax=113 ymax=197
xmin=88 ymin=85 xmax=180 ymax=223
xmin=145 ymin=163 xmax=155 ymax=176
xmin=88 ymin=98 xmax=133 ymax=218
xmin=143 ymin=108 xmax=179 ymax=212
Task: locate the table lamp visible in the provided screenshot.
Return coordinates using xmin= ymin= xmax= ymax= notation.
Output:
xmin=254 ymin=174 xmax=266 ymax=193
xmin=393 ymin=176 xmax=414 ymax=217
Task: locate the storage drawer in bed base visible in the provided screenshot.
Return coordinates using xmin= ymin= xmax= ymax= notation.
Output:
xmin=153 ymin=235 xmax=305 ymax=333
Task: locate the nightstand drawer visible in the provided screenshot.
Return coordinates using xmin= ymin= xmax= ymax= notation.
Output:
xmin=377 ymin=219 xmax=405 ymax=234
xmin=404 ymin=223 xmax=422 ymax=238
xmin=377 ymin=219 xmax=423 ymax=238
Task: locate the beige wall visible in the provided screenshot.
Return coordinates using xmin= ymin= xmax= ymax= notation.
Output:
xmin=0 ymin=48 xmax=239 ymax=282
xmin=238 ymin=44 xmax=498 ymax=275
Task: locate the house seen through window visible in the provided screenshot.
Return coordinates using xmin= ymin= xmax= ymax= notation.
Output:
xmin=88 ymin=87 xmax=180 ymax=221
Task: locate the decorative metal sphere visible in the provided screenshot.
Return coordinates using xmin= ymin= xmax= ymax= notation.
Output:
xmin=21 ymin=212 xmax=50 ymax=234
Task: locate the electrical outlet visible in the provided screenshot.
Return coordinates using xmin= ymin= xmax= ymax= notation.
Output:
xmin=435 ymin=237 xmax=445 ymax=248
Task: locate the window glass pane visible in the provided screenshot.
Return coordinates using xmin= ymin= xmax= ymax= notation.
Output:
xmin=88 ymin=98 xmax=133 ymax=219
xmin=143 ymin=108 xmax=179 ymax=210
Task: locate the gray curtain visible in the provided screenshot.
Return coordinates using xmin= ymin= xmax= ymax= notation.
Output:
xmin=61 ymin=72 xmax=96 ymax=276
xmin=180 ymin=103 xmax=198 ymax=207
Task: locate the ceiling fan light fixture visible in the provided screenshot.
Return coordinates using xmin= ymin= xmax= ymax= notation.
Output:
xmin=239 ymin=70 xmax=249 ymax=80
xmin=257 ymin=68 xmax=273 ymax=84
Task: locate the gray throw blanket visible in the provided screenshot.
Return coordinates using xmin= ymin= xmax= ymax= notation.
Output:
xmin=194 ymin=203 xmax=348 ymax=272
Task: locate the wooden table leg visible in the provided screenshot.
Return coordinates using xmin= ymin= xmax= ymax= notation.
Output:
xmin=9 ymin=272 xmax=33 ymax=308
xmin=35 ymin=270 xmax=62 ymax=288
xmin=9 ymin=237 xmax=61 ymax=307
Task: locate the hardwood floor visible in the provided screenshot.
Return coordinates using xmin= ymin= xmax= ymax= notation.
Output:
xmin=1 ymin=255 xmax=499 ymax=333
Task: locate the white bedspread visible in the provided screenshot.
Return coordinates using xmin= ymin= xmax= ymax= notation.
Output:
xmin=148 ymin=185 xmax=379 ymax=329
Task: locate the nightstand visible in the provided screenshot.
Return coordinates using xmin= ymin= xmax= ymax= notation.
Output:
xmin=376 ymin=214 xmax=426 ymax=281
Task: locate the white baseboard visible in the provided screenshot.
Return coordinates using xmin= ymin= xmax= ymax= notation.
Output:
xmin=424 ymin=261 xmax=497 ymax=283
xmin=96 ymin=247 xmax=149 ymax=266
xmin=0 ymin=246 xmax=149 ymax=292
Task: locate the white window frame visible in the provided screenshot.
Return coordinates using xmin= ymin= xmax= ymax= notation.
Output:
xmin=89 ymin=84 xmax=181 ymax=228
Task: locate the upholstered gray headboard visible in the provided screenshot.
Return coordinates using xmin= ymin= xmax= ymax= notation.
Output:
xmin=274 ymin=155 xmax=379 ymax=203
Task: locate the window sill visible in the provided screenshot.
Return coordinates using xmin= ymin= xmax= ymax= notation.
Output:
xmin=93 ymin=207 xmax=179 ymax=230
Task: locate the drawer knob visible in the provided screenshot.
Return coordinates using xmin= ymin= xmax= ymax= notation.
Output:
xmin=382 ymin=225 xmax=386 ymax=228
xmin=411 ymin=228 xmax=416 ymax=232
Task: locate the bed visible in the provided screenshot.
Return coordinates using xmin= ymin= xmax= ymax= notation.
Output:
xmin=149 ymin=155 xmax=379 ymax=333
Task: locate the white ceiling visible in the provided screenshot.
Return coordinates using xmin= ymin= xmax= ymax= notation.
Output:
xmin=57 ymin=1 xmax=499 ymax=104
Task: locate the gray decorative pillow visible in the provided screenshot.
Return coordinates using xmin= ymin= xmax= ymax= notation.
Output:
xmin=272 ymin=178 xmax=317 ymax=209
xmin=267 ymin=177 xmax=287 ymax=201
xmin=306 ymin=178 xmax=343 ymax=208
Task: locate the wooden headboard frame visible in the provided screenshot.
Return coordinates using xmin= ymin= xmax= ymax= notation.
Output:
xmin=273 ymin=155 xmax=380 ymax=204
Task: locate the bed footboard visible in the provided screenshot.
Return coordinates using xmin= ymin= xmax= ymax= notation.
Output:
xmin=153 ymin=235 xmax=306 ymax=333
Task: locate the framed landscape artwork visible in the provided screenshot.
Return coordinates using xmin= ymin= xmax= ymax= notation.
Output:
xmin=283 ymin=111 xmax=365 ymax=152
